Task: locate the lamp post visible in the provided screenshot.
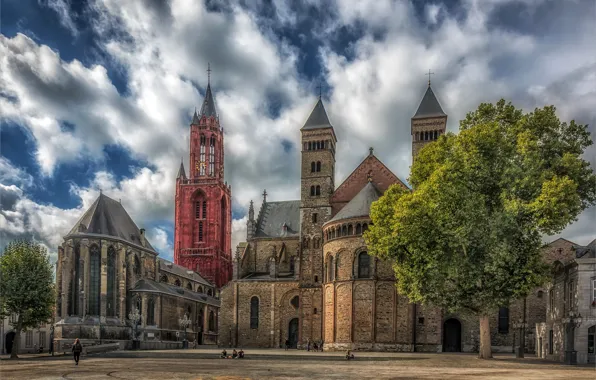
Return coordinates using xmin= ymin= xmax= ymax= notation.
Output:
xmin=179 ymin=313 xmax=191 ymax=349
xmin=562 ymin=310 xmax=583 ymax=365
xmin=128 ymin=308 xmax=141 ymax=350
xmin=512 ymin=318 xmax=528 ymax=358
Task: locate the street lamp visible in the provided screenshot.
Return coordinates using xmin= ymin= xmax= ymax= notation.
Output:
xmin=512 ymin=318 xmax=528 ymax=358
xmin=128 ymin=308 xmax=141 ymax=350
xmin=179 ymin=313 xmax=191 ymax=349
xmin=562 ymin=310 xmax=583 ymax=365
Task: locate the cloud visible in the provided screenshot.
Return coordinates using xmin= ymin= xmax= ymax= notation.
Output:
xmin=42 ymin=0 xmax=79 ymax=38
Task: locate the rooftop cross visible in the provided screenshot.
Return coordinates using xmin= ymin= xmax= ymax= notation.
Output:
xmin=316 ymin=80 xmax=325 ymax=99
xmin=426 ymin=69 xmax=435 ymax=87
xmin=369 ymin=147 xmax=374 ymax=156
xmin=262 ymin=189 xmax=267 ymax=203
xmin=207 ymin=63 xmax=212 ymax=85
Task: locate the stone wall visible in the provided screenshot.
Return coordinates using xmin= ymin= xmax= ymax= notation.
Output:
xmin=411 ymin=116 xmax=447 ymax=158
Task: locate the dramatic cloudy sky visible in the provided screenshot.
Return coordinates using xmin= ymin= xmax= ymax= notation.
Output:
xmin=1 ymin=0 xmax=595 ymax=263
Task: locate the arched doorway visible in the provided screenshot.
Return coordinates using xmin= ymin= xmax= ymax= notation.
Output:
xmin=5 ymin=331 xmax=16 ymax=354
xmin=443 ymin=319 xmax=462 ymax=352
xmin=288 ymin=318 xmax=299 ymax=349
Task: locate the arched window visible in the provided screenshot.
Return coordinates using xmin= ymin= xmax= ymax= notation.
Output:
xmin=195 ymin=201 xmax=201 ymax=219
xmin=209 ymin=310 xmax=216 ymax=331
xmin=327 ymin=256 xmax=334 ymax=282
xmin=134 ymin=255 xmax=141 ymax=276
xmin=160 ymin=274 xmax=168 ymax=283
xmin=88 ymin=245 xmax=101 ymax=315
xmin=250 ymin=297 xmax=259 ymax=329
xmin=314 ymin=308 xmax=318 ymax=314
xmin=186 ymin=282 xmax=192 ymax=290
xmin=308 ymin=141 xmax=312 ymax=150
xmin=314 ymin=275 xmax=318 ymax=283
xmin=358 ymin=252 xmax=370 ymax=278
xmin=207 ymin=288 xmax=213 ymax=296
xmin=356 ymin=224 xmax=362 ymax=234
xmin=434 ymin=130 xmax=438 ymax=140
xmin=347 ymin=224 xmax=353 ymax=235
xmin=311 ymin=162 xmax=316 ymax=172
xmin=199 ymin=134 xmax=206 ymax=175
xmin=310 ymin=186 xmax=315 ymax=196
xmin=70 ymin=243 xmax=81 ymax=315
xmin=147 ymin=298 xmax=155 ymax=325
xmin=362 ymin=223 xmax=368 ymax=233
xmin=209 ymin=136 xmax=215 ymax=176
xmin=220 ymin=197 xmax=226 ymax=248
xmin=498 ymin=307 xmax=509 ymax=334
xmin=290 ymin=296 xmax=299 ymax=309
xmin=342 ymin=225 xmax=347 ymax=236
xmin=197 ymin=286 xmax=203 ymax=293
xmin=175 ymin=279 xmax=181 ymax=287
xmin=106 ymin=246 xmax=116 ymax=317
xmin=316 ymin=161 xmax=321 ymax=172
xmin=315 ymin=186 xmax=320 ymax=196
xmin=202 ymin=201 xmax=207 ymax=219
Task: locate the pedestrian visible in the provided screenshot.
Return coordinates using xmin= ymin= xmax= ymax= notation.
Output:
xmin=220 ymin=349 xmax=227 ymax=358
xmin=345 ymin=349 xmax=354 ymax=360
xmin=72 ymin=338 xmax=83 ymax=365
xmin=307 ymin=339 xmax=311 ymax=352
xmin=285 ymin=339 xmax=290 ymax=350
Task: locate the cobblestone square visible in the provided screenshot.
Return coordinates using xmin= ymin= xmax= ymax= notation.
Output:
xmin=1 ymin=349 xmax=594 ymax=380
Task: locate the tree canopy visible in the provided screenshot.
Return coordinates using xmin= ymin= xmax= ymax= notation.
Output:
xmin=0 ymin=240 xmax=55 ymax=358
xmin=364 ymin=100 xmax=596 ymax=358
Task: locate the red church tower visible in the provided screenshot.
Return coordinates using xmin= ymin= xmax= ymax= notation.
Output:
xmin=174 ymin=69 xmax=232 ymax=288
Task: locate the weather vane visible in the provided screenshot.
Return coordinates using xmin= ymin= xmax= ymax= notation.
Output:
xmin=316 ymin=80 xmax=325 ymax=99
xmin=207 ymin=63 xmax=212 ymax=85
xmin=426 ymin=69 xmax=434 ymax=86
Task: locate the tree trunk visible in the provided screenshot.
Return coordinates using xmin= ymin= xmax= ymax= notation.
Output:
xmin=478 ymin=315 xmax=493 ymax=359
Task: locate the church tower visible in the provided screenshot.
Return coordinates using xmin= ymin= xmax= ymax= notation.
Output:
xmin=411 ymin=78 xmax=447 ymax=159
xmin=298 ymin=96 xmax=337 ymax=345
xmin=174 ymin=67 xmax=232 ymax=288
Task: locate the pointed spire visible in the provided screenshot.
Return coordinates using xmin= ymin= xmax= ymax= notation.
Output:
xmin=191 ymin=108 xmax=200 ymax=125
xmin=248 ymin=200 xmax=255 ymax=221
xmin=176 ymin=160 xmax=187 ymax=179
xmin=412 ymin=85 xmax=446 ymax=119
xmin=200 ymin=64 xmax=217 ymax=118
xmin=301 ymin=98 xmax=332 ymax=130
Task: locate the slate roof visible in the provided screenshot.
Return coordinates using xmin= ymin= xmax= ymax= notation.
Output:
xmin=412 ymin=86 xmax=446 ymax=119
xmin=327 ymin=182 xmax=381 ymax=224
xmin=574 ymin=239 xmax=596 ymax=259
xmin=200 ymin=83 xmax=217 ymax=117
xmin=302 ymin=98 xmax=332 ymax=130
xmin=132 ymin=279 xmax=220 ymax=307
xmin=255 ymin=200 xmax=300 ymax=238
xmin=66 ymin=193 xmax=156 ymax=252
xmin=191 ymin=110 xmax=200 ymax=125
xmin=158 ymin=258 xmax=213 ymax=286
xmin=176 ymin=161 xmax=187 ymax=179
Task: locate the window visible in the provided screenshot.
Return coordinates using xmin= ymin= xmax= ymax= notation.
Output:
xmin=202 ymin=201 xmax=207 ymax=219
xmin=207 ymin=288 xmax=213 ymax=296
xmin=314 ymin=308 xmax=318 ymax=315
xmin=209 ymin=136 xmax=215 ymax=176
xmin=26 ymin=331 xmax=33 ymax=347
xmin=199 ymin=135 xmax=206 ymax=175
xmin=316 ymin=161 xmax=321 ymax=172
xmin=568 ymin=281 xmax=575 ymax=310
xmin=548 ymin=330 xmax=553 ymax=354
xmin=147 ymin=298 xmax=155 ymax=325
xmin=549 ymin=289 xmax=554 ymax=311
xmin=39 ymin=331 xmax=46 ymax=348
xmin=195 ymin=202 xmax=201 ymax=219
xmin=88 ymin=245 xmax=101 ymax=315
xmin=314 ymin=275 xmax=318 ymax=283
xmin=199 ymin=221 xmax=203 ymax=242
xmin=209 ymin=311 xmax=216 ymax=331
xmin=327 ymin=256 xmax=334 ymax=282
xmin=186 ymin=282 xmax=192 ymax=290
xmin=358 ymin=252 xmax=370 ymax=278
xmin=175 ymin=279 xmax=181 ymax=287
xmin=312 ymin=213 xmax=318 ymax=223
xmin=160 ymin=275 xmax=168 ymax=283
xmin=356 ymin=224 xmax=362 ymax=234
xmin=70 ymin=243 xmax=81 ymax=315
xmin=134 ymin=255 xmax=141 ymax=276
xmin=311 ymin=162 xmax=316 ymax=172
xmin=290 ymin=296 xmax=299 ymax=309
xmin=588 ymin=326 xmax=595 ymax=355
xmin=250 ymin=297 xmax=259 ymax=329
xmin=310 ymin=186 xmax=315 ymax=196
xmin=537 ymin=290 xmax=543 ymax=298
xmin=592 ymin=279 xmax=596 ymax=302
xmin=315 ymin=185 xmax=320 ymax=196
xmin=347 ymin=225 xmax=353 ymax=235
xmin=106 ymin=246 xmax=116 ymax=317
xmin=498 ymin=307 xmax=509 ymax=334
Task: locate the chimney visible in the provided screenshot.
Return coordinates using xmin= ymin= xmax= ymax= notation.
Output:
xmin=140 ymin=228 xmax=146 ymax=247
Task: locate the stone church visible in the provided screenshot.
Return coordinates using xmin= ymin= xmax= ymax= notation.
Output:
xmin=219 ymin=83 xmax=550 ymax=353
xmin=54 ymin=193 xmax=220 ymax=350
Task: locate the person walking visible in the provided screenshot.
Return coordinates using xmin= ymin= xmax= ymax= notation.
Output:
xmin=72 ymin=338 xmax=83 ymax=365
xmin=285 ymin=339 xmax=290 ymax=351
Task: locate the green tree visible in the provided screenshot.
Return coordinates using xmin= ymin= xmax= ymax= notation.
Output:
xmin=365 ymin=100 xmax=596 ymax=359
xmin=0 ymin=240 xmax=55 ymax=358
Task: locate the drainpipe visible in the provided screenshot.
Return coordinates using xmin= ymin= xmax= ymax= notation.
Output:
xmin=411 ymin=303 xmax=417 ymax=352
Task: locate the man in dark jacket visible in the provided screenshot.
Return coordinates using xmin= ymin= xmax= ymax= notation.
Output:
xmin=72 ymin=339 xmax=83 ymax=365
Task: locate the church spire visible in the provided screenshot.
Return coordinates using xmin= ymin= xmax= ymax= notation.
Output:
xmin=301 ymin=98 xmax=332 ymax=130
xmin=412 ymin=85 xmax=446 ymax=119
xmin=176 ymin=159 xmax=187 ymax=179
xmin=200 ymin=63 xmax=217 ymax=118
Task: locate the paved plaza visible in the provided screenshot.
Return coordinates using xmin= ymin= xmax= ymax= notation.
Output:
xmin=1 ymin=349 xmax=594 ymax=380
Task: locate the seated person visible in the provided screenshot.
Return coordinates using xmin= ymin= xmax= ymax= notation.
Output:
xmin=313 ymin=342 xmax=318 ymax=351
xmin=232 ymin=349 xmax=238 ymax=359
xmin=345 ymin=350 xmax=355 ymax=360
xmin=220 ymin=349 xmax=227 ymax=358
xmin=238 ymin=349 xmax=244 ymax=359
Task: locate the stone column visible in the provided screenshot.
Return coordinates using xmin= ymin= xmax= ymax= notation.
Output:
xmin=119 ymin=247 xmax=127 ymax=320
xmin=156 ymin=295 xmax=162 ymax=328
xmin=141 ymin=294 xmax=147 ymax=329
xmin=100 ymin=242 xmax=108 ymax=317
xmin=81 ymin=241 xmax=89 ymax=317
xmin=61 ymin=245 xmax=72 ymax=318
xmin=56 ymin=246 xmax=63 ymax=319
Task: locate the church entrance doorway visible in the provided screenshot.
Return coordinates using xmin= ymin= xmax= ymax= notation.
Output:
xmin=5 ymin=331 xmax=16 ymax=354
xmin=288 ymin=318 xmax=299 ymax=349
xmin=443 ymin=318 xmax=461 ymax=352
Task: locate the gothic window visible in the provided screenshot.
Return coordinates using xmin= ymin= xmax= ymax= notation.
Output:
xmin=347 ymin=224 xmax=353 ymax=235
xmin=70 ymin=243 xmax=81 ymax=315
xmin=342 ymin=225 xmax=347 ymax=236
xmin=310 ymin=186 xmax=315 ymax=196
xmin=202 ymin=201 xmax=207 ymax=219
xmin=197 ymin=286 xmax=203 ymax=293
xmin=312 ymin=213 xmax=318 ymax=223
xmin=362 ymin=223 xmax=368 ymax=233
xmin=88 ymin=245 xmax=101 ymax=315
xmin=195 ymin=202 xmax=200 ymax=219
xmin=160 ymin=275 xmax=168 ymax=283
xmin=199 ymin=221 xmax=203 ymax=242
xmin=568 ymin=280 xmax=575 ymax=311
xmin=358 ymin=252 xmax=370 ymax=278
xmin=290 ymin=296 xmax=299 ymax=309
xmin=356 ymin=224 xmax=362 ymax=234
xmin=209 ymin=311 xmax=216 ymax=331
xmin=434 ymin=130 xmax=438 ymax=140
xmin=208 ymin=288 xmax=213 ymax=296
xmin=200 ymin=135 xmax=206 ymax=175
xmin=134 ymin=254 xmax=141 ymax=276
xmin=175 ymin=279 xmax=181 ymax=287
xmin=316 ymin=161 xmax=321 ymax=172
xmin=186 ymin=282 xmax=192 ymax=290
xmin=498 ymin=307 xmax=509 ymax=334
xmin=315 ymin=185 xmax=320 ymax=196
xmin=209 ymin=136 xmax=215 ymax=176
xmin=250 ymin=297 xmax=259 ymax=329
xmin=311 ymin=162 xmax=316 ymax=172
xmin=106 ymin=246 xmax=116 ymax=317
xmin=548 ymin=330 xmax=553 ymax=354
xmin=327 ymin=256 xmax=334 ymax=282
xmin=147 ymin=298 xmax=155 ymax=325
xmin=220 ymin=197 xmax=226 ymax=248
xmin=290 ymin=256 xmax=295 ymax=273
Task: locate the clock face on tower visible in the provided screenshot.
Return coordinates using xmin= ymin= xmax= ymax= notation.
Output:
xmin=195 ymin=160 xmax=206 ymax=172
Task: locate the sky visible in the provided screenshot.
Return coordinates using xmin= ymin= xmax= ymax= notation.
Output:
xmin=1 ymin=0 xmax=595 ymax=264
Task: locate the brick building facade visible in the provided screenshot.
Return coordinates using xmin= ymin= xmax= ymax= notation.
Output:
xmin=219 ymin=83 xmax=571 ymax=353
xmin=174 ymin=76 xmax=232 ymax=288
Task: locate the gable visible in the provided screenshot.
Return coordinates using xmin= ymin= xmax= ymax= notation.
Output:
xmin=330 ymin=155 xmax=408 ymax=216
